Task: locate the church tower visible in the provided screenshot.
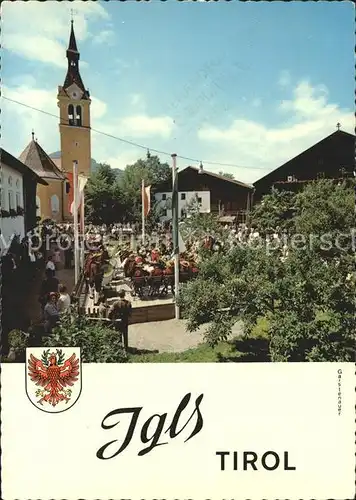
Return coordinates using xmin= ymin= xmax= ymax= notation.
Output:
xmin=57 ymin=20 xmax=91 ymax=219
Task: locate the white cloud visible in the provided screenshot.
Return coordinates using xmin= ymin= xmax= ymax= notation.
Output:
xmin=101 ymin=151 xmax=145 ymax=171
xmin=3 ymin=35 xmax=67 ymax=68
xmin=91 ymin=97 xmax=108 ymax=120
xmin=278 ymin=70 xmax=291 ymax=87
xmin=119 ymin=115 xmax=175 ymax=139
xmin=279 ymin=81 xmax=331 ymax=118
xmin=2 ymin=1 xmax=110 ymax=67
xmin=197 ymin=79 xmax=354 ymax=183
xmin=2 ymin=84 xmax=59 ymax=155
xmin=92 ymin=30 xmax=115 ymax=46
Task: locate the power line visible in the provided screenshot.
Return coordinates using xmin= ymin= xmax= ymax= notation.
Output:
xmin=1 ymin=95 xmax=269 ymax=171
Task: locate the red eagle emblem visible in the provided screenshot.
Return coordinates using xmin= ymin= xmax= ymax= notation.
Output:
xmin=28 ymin=349 xmax=79 ymax=407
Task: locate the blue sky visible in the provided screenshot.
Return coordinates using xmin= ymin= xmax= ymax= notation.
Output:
xmin=2 ymin=1 xmax=354 ymax=183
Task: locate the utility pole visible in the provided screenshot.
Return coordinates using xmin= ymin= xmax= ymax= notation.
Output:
xmin=171 ymin=153 xmax=180 ymax=319
xmin=141 ymin=179 xmax=146 ymax=245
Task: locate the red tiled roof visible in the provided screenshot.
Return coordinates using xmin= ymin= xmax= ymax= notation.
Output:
xmin=19 ymin=139 xmax=66 ymax=181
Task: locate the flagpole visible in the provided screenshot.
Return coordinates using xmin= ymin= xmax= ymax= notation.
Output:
xmin=142 ymin=179 xmax=145 ymax=245
xmin=73 ymin=160 xmax=80 ymax=285
xmin=171 ymin=153 xmax=180 ymax=319
xmin=80 ymin=186 xmax=85 ymax=269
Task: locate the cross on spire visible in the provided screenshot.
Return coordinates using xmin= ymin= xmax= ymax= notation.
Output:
xmin=336 ymin=122 xmax=341 ymax=131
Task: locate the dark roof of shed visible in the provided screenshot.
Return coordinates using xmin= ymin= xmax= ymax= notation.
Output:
xmin=254 ymin=130 xmax=355 ymax=187
xmin=19 ymin=139 xmax=66 ymax=181
xmin=182 ymin=166 xmax=254 ymax=189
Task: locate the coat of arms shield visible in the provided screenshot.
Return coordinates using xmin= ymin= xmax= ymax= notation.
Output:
xmin=25 ymin=347 xmax=81 ymax=413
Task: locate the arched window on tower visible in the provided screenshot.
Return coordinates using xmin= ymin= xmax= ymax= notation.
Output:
xmin=76 ymin=105 xmax=82 ymax=127
xmin=68 ymin=104 xmax=74 ymax=126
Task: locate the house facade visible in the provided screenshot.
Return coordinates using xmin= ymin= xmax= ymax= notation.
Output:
xmin=154 ymin=190 xmax=210 ymax=221
xmin=154 ymin=166 xmax=254 ymax=223
xmin=0 ymin=148 xmax=47 ymax=254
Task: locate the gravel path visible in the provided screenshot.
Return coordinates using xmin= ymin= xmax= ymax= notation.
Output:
xmin=127 ymin=319 xmax=244 ymax=353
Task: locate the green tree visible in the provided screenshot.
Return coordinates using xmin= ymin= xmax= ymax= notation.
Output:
xmin=294 ymin=179 xmax=354 ymax=236
xmin=85 ymin=163 xmax=125 ymax=224
xmin=250 ymin=188 xmax=296 ymax=234
xmin=178 ymin=179 xmax=355 ymax=362
xmin=179 ymin=211 xmax=226 ymax=251
xmin=118 ymin=154 xmax=171 ymax=222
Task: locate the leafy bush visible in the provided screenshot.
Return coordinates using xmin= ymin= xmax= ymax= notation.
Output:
xmin=4 ymin=329 xmax=30 ymax=362
xmin=42 ymin=312 xmax=127 ymax=363
xmin=250 ymin=188 xmax=296 ymax=234
xmin=179 ymin=180 xmax=356 ymax=362
xmin=8 ymin=329 xmax=29 ymax=351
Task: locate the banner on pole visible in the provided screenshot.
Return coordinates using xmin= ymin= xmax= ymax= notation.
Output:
xmin=142 ymin=183 xmax=151 ymax=217
xmin=70 ymin=174 xmax=88 ymax=215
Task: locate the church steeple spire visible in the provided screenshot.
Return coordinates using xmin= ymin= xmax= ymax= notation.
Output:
xmin=68 ymin=20 xmax=78 ymax=53
xmin=62 ymin=20 xmax=89 ymax=99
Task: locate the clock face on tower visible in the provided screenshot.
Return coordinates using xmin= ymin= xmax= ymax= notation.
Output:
xmin=66 ymin=83 xmax=83 ymax=101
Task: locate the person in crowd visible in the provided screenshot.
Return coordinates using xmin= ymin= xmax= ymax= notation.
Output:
xmin=64 ymin=245 xmax=73 ymax=269
xmin=57 ymin=284 xmax=71 ymax=314
xmin=39 ymin=269 xmax=59 ymax=312
xmin=53 ymin=247 xmax=61 ymax=270
xmin=150 ymin=243 xmax=160 ymax=262
xmin=98 ymin=293 xmax=109 ymax=318
xmin=28 ymin=247 xmax=37 ymax=279
xmin=43 ymin=292 xmax=60 ymax=334
xmin=45 ymin=255 xmax=56 ymax=274
xmin=108 ymin=290 xmax=132 ymax=352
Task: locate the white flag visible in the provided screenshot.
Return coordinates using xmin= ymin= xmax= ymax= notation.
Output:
xmin=70 ymin=175 xmax=88 ymax=215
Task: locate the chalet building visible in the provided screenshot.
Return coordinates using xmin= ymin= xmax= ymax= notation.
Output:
xmin=0 ymin=148 xmax=47 ymax=254
xmin=19 ymin=134 xmax=66 ymax=222
xmin=154 ymin=165 xmax=254 ymax=223
xmin=253 ymin=129 xmax=355 ymax=201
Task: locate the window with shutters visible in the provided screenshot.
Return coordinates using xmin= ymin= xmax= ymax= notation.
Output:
xmin=16 ymin=192 xmax=22 ymax=208
xmin=8 ymin=191 xmax=14 ymax=210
